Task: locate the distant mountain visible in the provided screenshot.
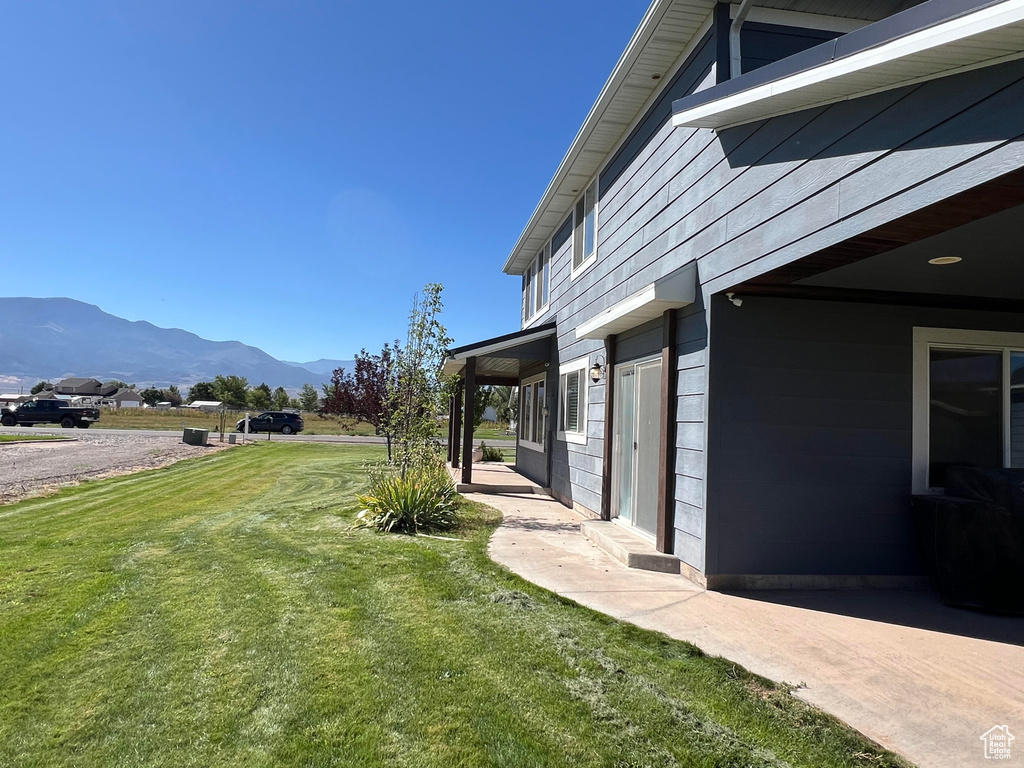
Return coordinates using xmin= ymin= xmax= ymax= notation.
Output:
xmin=0 ymin=297 xmax=334 ymax=390
xmin=284 ymin=358 xmax=355 ymax=376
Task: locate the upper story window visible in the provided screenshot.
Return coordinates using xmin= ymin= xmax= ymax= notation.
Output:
xmin=572 ymin=179 xmax=598 ymax=276
xmin=522 ymin=243 xmax=550 ymax=325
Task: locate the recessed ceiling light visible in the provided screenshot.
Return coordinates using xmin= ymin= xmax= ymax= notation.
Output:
xmin=652 ymin=74 xmax=662 ymax=80
xmin=928 ymin=256 xmax=963 ymax=265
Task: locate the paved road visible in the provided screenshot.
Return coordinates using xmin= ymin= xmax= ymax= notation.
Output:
xmin=0 ymin=425 xmax=515 ymax=448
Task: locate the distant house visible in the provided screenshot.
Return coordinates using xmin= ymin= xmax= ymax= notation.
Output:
xmin=0 ymin=393 xmax=29 ymax=406
xmin=100 ymin=388 xmax=144 ymax=409
xmin=187 ymin=400 xmax=224 ymax=412
xmin=54 ymin=378 xmax=104 ymax=396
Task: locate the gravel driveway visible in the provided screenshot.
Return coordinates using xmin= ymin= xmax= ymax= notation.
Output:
xmin=0 ymin=431 xmax=224 ymax=505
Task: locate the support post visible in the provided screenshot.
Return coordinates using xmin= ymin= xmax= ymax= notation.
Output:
xmin=446 ymin=395 xmax=455 ymax=464
xmin=461 ymin=357 xmax=476 ymax=485
xmin=600 ymin=334 xmax=617 ymax=521
xmin=452 ymin=386 xmax=463 ymax=470
xmin=657 ymin=309 xmax=678 ymax=554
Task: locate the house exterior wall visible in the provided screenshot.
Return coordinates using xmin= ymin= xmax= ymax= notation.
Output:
xmin=689 ymin=58 xmax=1024 ymax=299
xmin=514 ymin=7 xmax=1024 ymax=578
xmin=705 ymin=295 xmax=1024 ymax=578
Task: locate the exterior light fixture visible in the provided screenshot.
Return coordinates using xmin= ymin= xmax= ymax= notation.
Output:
xmin=590 ymin=356 xmax=606 ymax=383
xmin=928 ymin=256 xmax=962 ymax=265
xmin=652 ymin=74 xmax=662 ymax=80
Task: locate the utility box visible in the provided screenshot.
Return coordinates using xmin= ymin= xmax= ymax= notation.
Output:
xmin=182 ymin=428 xmax=209 ymax=446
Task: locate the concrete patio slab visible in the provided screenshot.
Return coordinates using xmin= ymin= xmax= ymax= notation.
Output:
xmin=475 ymin=490 xmax=1024 ymax=768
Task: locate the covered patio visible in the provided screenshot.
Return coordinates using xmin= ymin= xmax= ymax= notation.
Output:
xmin=442 ymin=323 xmax=555 ymax=486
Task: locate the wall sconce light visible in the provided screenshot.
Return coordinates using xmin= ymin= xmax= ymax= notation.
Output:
xmin=726 ymin=292 xmax=743 ymax=307
xmin=590 ymin=355 xmax=606 ymax=383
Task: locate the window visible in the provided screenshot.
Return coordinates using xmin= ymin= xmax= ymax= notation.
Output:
xmin=558 ymin=357 xmax=588 ymax=444
xmin=913 ymin=328 xmax=1024 ymax=491
xmin=519 ymin=373 xmax=547 ymax=452
xmin=523 ymin=244 xmax=550 ymax=325
xmin=572 ymin=179 xmax=598 ymax=274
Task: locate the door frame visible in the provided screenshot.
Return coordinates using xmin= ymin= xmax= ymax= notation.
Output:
xmin=610 ymin=353 xmax=662 ymax=540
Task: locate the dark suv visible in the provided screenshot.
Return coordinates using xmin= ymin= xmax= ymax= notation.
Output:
xmin=236 ymin=411 xmax=304 ymax=435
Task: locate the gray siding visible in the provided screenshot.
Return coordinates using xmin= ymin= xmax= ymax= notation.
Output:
xmin=739 ymin=21 xmax=842 ymax=74
xmin=705 ymin=295 xmax=1024 ymax=576
xmin=518 ymin=19 xmax=1024 ymax=576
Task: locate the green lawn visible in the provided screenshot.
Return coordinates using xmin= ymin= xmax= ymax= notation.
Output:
xmin=0 ymin=434 xmax=67 ymax=443
xmin=0 ymin=444 xmax=908 ymax=768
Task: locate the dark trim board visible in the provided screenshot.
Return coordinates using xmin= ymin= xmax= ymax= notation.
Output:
xmin=601 ymin=335 xmax=616 ymax=521
xmin=657 ymin=309 xmax=678 ymax=554
xmin=728 ymin=284 xmax=1024 ymax=314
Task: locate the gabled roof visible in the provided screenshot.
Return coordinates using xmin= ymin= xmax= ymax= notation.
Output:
xmin=58 ymin=377 xmax=102 ymax=387
xmin=501 ymin=0 xmax=924 ymax=276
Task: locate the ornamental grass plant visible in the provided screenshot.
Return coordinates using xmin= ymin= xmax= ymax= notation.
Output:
xmin=355 ymin=460 xmax=459 ymax=534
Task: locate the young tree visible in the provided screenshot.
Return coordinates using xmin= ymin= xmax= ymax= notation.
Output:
xmin=187 ymin=381 xmax=217 ymax=403
xmin=388 ymin=283 xmax=453 ymax=477
xmin=248 ymin=382 xmax=272 ymax=410
xmin=30 ymin=381 xmax=53 ymax=395
xmin=353 ymin=345 xmax=397 ymax=459
xmin=213 ymin=375 xmax=249 ymax=409
xmin=321 ymin=368 xmax=353 ymax=417
xmin=271 ymin=386 xmax=290 ymax=410
xmin=298 ymin=383 xmax=320 ymax=412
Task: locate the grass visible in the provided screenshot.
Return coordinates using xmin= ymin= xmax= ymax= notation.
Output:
xmin=0 ymin=434 xmax=68 ymax=443
xmin=0 ymin=443 xmax=910 ymax=768
xmin=91 ymin=407 xmax=379 ymax=436
xmin=92 ymin=408 xmax=514 ymax=441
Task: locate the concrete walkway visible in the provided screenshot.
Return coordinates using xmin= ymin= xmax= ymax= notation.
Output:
xmin=473 ymin=490 xmax=1024 ymax=768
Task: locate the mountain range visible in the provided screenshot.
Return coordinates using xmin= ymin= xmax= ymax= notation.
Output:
xmin=0 ymin=297 xmax=353 ymax=391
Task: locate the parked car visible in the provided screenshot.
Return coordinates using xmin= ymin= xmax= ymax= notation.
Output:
xmin=236 ymin=411 xmax=304 ymax=435
xmin=0 ymin=399 xmax=100 ymax=428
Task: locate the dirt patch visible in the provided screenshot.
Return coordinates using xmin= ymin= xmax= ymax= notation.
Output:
xmin=0 ymin=432 xmax=230 ymax=506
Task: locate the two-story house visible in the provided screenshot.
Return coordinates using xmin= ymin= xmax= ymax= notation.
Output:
xmin=444 ymin=0 xmax=1024 ymax=589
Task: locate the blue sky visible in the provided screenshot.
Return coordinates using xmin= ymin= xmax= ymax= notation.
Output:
xmin=0 ymin=0 xmax=650 ymax=363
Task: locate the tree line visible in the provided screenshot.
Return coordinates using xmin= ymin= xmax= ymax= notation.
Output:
xmin=29 ymin=377 xmax=322 ymax=411
xmin=185 ymin=376 xmax=321 ymax=411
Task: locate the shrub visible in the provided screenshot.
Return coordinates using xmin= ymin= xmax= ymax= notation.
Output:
xmin=355 ymin=462 xmax=459 ymax=534
xmin=480 ymin=442 xmax=504 ymax=462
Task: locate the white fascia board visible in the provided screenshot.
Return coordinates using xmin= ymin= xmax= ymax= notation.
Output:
xmin=575 ymin=264 xmax=696 ymax=340
xmin=673 ymin=0 xmax=1024 ymax=129
xmin=449 ymin=326 xmax=555 ymax=363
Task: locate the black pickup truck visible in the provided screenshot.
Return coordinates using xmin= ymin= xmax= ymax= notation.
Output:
xmin=0 ymin=399 xmax=100 ymax=429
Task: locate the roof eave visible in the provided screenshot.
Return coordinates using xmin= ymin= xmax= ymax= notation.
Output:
xmin=502 ymin=0 xmax=715 ymax=276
